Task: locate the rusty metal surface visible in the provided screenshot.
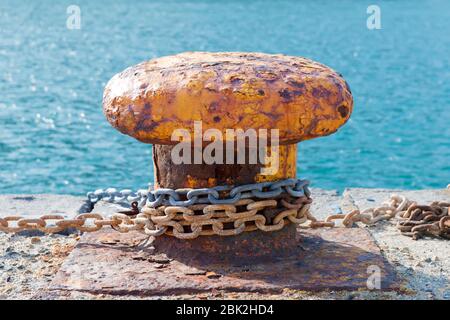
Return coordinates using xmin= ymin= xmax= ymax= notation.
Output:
xmin=153 ymin=144 xmax=297 ymax=188
xmin=153 ymin=224 xmax=299 ymax=264
xmin=49 ymin=227 xmax=400 ymax=296
xmin=103 ymin=52 xmax=353 ymax=146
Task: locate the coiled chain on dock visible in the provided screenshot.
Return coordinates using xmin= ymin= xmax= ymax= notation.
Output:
xmin=312 ymin=195 xmax=450 ymax=239
xmin=396 ymin=201 xmax=450 ymax=240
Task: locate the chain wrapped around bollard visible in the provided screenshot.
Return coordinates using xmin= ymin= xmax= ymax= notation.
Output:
xmin=3 ymin=52 xmax=450 ymax=295
xmin=98 ymin=52 xmax=356 ymax=258
xmin=2 ymin=51 xmax=449 ymax=280
xmin=0 ymin=179 xmax=312 ymax=238
xmin=1 ymin=184 xmax=449 ymax=241
xmin=87 ymin=178 xmax=311 ymax=207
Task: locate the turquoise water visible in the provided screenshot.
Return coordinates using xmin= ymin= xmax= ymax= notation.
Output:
xmin=0 ymin=0 xmax=449 ymax=195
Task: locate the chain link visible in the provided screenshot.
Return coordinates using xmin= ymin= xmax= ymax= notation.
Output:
xmin=138 ymin=197 xmax=310 ymax=239
xmin=303 ymin=194 xmax=450 ymax=240
xmin=0 ymin=197 xmax=311 ymax=239
xmin=86 ymin=178 xmax=311 ymax=208
xmin=1 ymin=185 xmax=449 ymax=240
xmin=396 ymin=201 xmax=450 ymax=240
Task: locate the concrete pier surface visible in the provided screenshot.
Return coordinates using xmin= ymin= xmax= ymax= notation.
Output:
xmin=0 ymin=188 xmax=449 ymax=300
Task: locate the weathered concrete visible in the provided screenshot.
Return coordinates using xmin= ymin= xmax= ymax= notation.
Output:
xmin=0 ymin=232 xmax=78 ymax=299
xmin=342 ymin=188 xmax=450 ymax=212
xmin=0 ymin=195 xmax=87 ymax=299
xmin=0 ymin=194 xmax=90 ymax=236
xmin=0 ymin=194 xmax=90 ymax=218
xmin=342 ymin=188 xmax=450 ymax=299
xmin=90 ymin=199 xmax=133 ymax=216
xmin=308 ymin=188 xmax=341 ymax=220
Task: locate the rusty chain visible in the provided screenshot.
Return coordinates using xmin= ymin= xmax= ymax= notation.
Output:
xmin=302 ymin=194 xmax=450 ymax=240
xmin=0 ymin=189 xmax=449 ymax=240
xmin=304 ymin=194 xmax=413 ymax=229
xmin=396 ymin=201 xmax=450 ymax=240
xmin=0 ymin=197 xmax=311 ymax=239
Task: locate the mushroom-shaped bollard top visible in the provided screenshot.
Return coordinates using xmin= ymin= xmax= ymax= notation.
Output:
xmin=103 ymin=52 xmax=353 ymax=145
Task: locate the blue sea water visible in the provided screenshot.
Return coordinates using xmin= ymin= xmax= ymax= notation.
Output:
xmin=0 ymin=0 xmax=449 ymax=195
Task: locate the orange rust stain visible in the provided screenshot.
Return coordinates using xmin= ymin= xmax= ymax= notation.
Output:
xmin=256 ymin=144 xmax=297 ymax=182
xmin=103 ymin=52 xmax=353 ymax=146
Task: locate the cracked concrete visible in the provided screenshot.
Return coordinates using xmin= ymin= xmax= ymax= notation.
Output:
xmin=341 ymin=188 xmax=450 ymax=299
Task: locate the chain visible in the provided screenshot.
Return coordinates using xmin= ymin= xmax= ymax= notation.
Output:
xmin=86 ymin=178 xmax=311 ymax=208
xmin=1 ymin=188 xmax=449 ymax=240
xmin=303 ymin=194 xmax=413 ymax=229
xmin=138 ymin=197 xmax=311 ymax=239
xmin=396 ymin=201 xmax=450 ymax=240
xmin=304 ymin=194 xmax=450 ymax=240
xmin=0 ymin=197 xmax=312 ymax=239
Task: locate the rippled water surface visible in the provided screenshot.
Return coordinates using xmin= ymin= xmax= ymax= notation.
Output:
xmin=0 ymin=0 xmax=449 ymax=194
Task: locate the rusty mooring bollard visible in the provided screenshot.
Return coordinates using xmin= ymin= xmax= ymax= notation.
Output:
xmin=103 ymin=52 xmax=353 ymax=263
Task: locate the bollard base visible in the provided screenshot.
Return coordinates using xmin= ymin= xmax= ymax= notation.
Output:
xmin=153 ymin=224 xmax=299 ymax=265
xmin=47 ymin=227 xmax=401 ymax=297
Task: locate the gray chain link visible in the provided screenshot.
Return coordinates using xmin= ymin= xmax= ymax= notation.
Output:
xmin=87 ymin=178 xmax=311 ymax=208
